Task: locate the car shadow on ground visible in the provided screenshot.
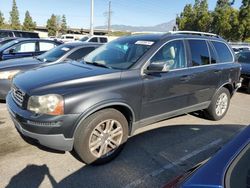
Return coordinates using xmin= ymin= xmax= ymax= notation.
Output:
xmin=0 ymin=99 xmax=5 ymax=103
xmin=5 ymin=124 xmax=245 ymax=188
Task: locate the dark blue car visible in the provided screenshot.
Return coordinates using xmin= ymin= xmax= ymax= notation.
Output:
xmin=0 ymin=38 xmax=62 ymax=61
xmin=164 ymin=125 xmax=250 ymax=188
xmin=237 ymin=51 xmax=250 ymax=93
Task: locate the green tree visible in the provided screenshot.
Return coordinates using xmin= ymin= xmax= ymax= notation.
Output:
xmin=60 ymin=15 xmax=67 ymax=34
xmin=9 ymin=0 xmax=21 ymax=30
xmin=195 ymin=0 xmax=213 ymax=32
xmin=22 ymin=11 xmax=36 ymax=31
xmin=176 ymin=0 xmax=212 ymax=32
xmin=176 ymin=4 xmax=196 ymax=30
xmin=211 ymin=0 xmax=240 ymax=40
xmin=0 ymin=11 xmax=5 ymax=29
xmin=239 ymin=0 xmax=250 ymax=41
xmin=46 ymin=14 xmax=57 ymax=36
xmin=229 ymin=8 xmax=240 ymax=41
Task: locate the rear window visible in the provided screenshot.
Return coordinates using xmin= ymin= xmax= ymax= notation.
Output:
xmin=188 ymin=40 xmax=210 ymax=66
xmin=212 ymin=41 xmax=233 ymax=63
xmin=238 ymin=52 xmax=250 ymax=63
xmin=89 ymin=37 xmax=98 ymax=43
xmin=100 ymin=37 xmax=108 ymax=43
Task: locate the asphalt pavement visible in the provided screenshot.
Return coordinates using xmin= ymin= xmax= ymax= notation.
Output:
xmin=0 ymin=91 xmax=249 ymax=188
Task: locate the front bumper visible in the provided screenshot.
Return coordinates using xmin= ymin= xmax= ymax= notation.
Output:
xmin=0 ymin=79 xmax=11 ymax=100
xmin=6 ymin=93 xmax=80 ymax=151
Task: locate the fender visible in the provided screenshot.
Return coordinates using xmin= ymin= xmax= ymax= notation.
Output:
xmin=72 ymin=100 xmax=136 ymax=138
xmin=212 ymin=81 xmax=234 ymax=100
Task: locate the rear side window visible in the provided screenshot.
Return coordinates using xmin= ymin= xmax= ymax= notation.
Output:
xmin=188 ymin=40 xmax=210 ymax=66
xmin=238 ymin=52 xmax=250 ymax=63
xmin=100 ymin=37 xmax=108 ymax=43
xmin=39 ymin=42 xmax=56 ymax=51
xmin=67 ymin=47 xmax=96 ymax=61
xmin=212 ymin=41 xmax=233 ymax=63
xmin=0 ymin=31 xmax=12 ymax=38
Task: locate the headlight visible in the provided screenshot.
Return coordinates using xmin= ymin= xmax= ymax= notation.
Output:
xmin=27 ymin=94 xmax=64 ymax=115
xmin=0 ymin=70 xmax=20 ymax=80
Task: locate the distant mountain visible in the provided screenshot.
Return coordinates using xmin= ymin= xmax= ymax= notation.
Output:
xmin=95 ymin=19 xmax=177 ymax=32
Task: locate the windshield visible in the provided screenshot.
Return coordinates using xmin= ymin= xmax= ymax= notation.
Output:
xmin=0 ymin=39 xmax=19 ymax=51
xmin=80 ymin=36 xmax=89 ymax=42
xmin=84 ymin=38 xmax=155 ymax=70
xmin=0 ymin=39 xmax=15 ymax=47
xmin=37 ymin=44 xmax=74 ymax=62
xmin=237 ymin=52 xmax=250 ymax=63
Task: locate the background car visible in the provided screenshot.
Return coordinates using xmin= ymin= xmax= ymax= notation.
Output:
xmin=163 ymin=125 xmax=250 ymax=188
xmin=237 ymin=51 xmax=250 ymax=93
xmin=0 ymin=29 xmax=39 ymax=41
xmin=79 ymin=35 xmax=109 ymax=43
xmin=0 ymin=42 xmax=101 ymax=100
xmin=0 ymin=38 xmax=62 ymax=61
xmin=0 ymin=38 xmax=17 ymax=47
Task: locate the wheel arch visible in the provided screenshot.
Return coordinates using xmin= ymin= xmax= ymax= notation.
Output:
xmin=72 ymin=102 xmax=135 ymax=138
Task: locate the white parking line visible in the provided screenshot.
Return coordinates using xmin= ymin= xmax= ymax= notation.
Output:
xmin=124 ymin=138 xmax=222 ymax=188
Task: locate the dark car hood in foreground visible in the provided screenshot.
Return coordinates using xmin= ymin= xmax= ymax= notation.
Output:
xmin=13 ymin=61 xmax=121 ymax=94
xmin=240 ymin=62 xmax=250 ymax=75
xmin=178 ymin=126 xmax=250 ymax=188
xmin=0 ymin=57 xmax=40 ymax=70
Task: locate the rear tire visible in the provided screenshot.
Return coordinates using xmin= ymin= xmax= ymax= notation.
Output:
xmin=247 ymin=81 xmax=250 ymax=94
xmin=74 ymin=108 xmax=128 ymax=165
xmin=206 ymin=87 xmax=230 ymax=121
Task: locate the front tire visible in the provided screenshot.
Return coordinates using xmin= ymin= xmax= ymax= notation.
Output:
xmin=74 ymin=108 xmax=128 ymax=165
xmin=206 ymin=87 xmax=230 ymax=121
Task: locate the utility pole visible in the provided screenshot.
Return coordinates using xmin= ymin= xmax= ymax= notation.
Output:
xmin=107 ymin=1 xmax=111 ymax=35
xmin=90 ymin=0 xmax=94 ymax=35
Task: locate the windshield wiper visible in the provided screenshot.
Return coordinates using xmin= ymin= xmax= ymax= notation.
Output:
xmin=85 ymin=61 xmax=112 ymax=69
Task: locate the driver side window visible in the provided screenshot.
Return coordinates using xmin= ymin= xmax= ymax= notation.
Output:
xmin=13 ymin=42 xmax=36 ymax=53
xmin=149 ymin=40 xmax=186 ymax=71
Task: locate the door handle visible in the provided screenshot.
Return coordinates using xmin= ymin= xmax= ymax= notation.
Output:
xmin=180 ymin=75 xmax=192 ymax=82
xmin=214 ymin=70 xmax=222 ymax=73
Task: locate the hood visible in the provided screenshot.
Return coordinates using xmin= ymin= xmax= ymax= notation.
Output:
xmin=240 ymin=62 xmax=250 ymax=74
xmin=0 ymin=57 xmax=40 ymax=70
xmin=13 ymin=61 xmax=121 ymax=94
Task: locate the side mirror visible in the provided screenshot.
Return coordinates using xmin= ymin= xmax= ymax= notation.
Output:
xmin=9 ymin=48 xmax=15 ymax=54
xmin=144 ymin=62 xmax=170 ymax=74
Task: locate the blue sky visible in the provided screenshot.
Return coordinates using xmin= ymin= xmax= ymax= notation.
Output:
xmin=0 ymin=0 xmax=242 ymax=28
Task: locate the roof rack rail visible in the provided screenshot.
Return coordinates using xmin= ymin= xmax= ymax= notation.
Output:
xmin=169 ymin=31 xmax=220 ymax=38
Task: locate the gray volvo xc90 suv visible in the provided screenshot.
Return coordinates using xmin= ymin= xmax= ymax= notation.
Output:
xmin=7 ymin=31 xmax=241 ymax=164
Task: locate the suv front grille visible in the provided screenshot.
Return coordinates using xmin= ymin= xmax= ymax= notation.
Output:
xmin=12 ymin=86 xmax=25 ymax=107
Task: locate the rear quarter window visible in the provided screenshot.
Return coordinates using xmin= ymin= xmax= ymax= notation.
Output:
xmin=212 ymin=41 xmax=233 ymax=63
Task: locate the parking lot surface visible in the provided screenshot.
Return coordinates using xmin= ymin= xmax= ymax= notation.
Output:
xmin=0 ymin=91 xmax=250 ymax=188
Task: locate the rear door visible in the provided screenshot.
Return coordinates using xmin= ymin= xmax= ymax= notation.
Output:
xmin=184 ymin=39 xmax=221 ymax=106
xmin=211 ymin=41 xmax=235 ymax=87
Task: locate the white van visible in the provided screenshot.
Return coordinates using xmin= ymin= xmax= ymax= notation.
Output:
xmin=79 ymin=35 xmax=109 ymax=43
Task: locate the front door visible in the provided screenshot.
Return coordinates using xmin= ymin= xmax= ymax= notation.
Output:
xmin=141 ymin=40 xmax=193 ymax=121
xmin=3 ymin=41 xmax=36 ymax=60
